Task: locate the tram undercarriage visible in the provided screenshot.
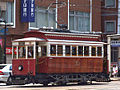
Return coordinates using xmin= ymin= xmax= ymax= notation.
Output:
xmin=7 ymin=73 xmax=110 ymax=86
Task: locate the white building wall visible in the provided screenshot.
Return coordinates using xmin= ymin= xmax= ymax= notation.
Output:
xmin=118 ymin=0 xmax=120 ymax=34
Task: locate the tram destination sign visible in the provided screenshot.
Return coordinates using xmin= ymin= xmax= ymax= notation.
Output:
xmin=21 ymin=0 xmax=35 ymax=22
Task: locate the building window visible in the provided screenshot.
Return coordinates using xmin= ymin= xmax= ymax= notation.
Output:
xmin=105 ymin=21 xmax=116 ymax=33
xmin=30 ymin=7 xmax=56 ymax=29
xmin=105 ymin=0 xmax=116 ymax=8
xmin=0 ymin=1 xmax=14 ymax=25
xmin=69 ymin=11 xmax=90 ymax=32
xmin=111 ymin=47 xmax=118 ymax=62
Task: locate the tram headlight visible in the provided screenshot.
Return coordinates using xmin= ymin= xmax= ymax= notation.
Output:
xmin=18 ymin=65 xmax=23 ymax=71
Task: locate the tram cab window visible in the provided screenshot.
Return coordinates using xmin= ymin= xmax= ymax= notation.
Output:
xmin=91 ymin=46 xmax=96 ymax=56
xmin=50 ymin=45 xmax=56 ymax=56
xmin=57 ymin=45 xmax=63 ymax=56
xmin=84 ymin=46 xmax=89 ymax=56
xmin=28 ymin=46 xmax=34 ymax=58
xmin=78 ymin=46 xmax=83 ymax=56
xmin=72 ymin=46 xmax=77 ymax=56
xmin=97 ymin=47 xmax=102 ymax=56
xmin=65 ymin=45 xmax=71 ymax=56
xmin=13 ymin=46 xmax=16 ymax=59
xmin=18 ymin=46 xmax=26 ymax=58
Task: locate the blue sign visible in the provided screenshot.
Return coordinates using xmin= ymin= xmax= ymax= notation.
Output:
xmin=0 ymin=28 xmax=8 ymax=35
xmin=21 ymin=0 xmax=35 ymax=22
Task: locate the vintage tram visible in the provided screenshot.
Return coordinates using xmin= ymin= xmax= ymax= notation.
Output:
xmin=7 ymin=28 xmax=110 ymax=85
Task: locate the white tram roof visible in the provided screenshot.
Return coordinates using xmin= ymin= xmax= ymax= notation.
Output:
xmin=13 ymin=37 xmax=45 ymax=42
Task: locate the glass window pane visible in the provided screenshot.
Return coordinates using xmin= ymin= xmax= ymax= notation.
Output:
xmin=106 ymin=0 xmax=115 ymax=7
xmin=18 ymin=46 xmax=26 ymax=58
xmin=65 ymin=45 xmax=70 ymax=56
xmin=91 ymin=47 xmax=96 ymax=56
xmin=69 ymin=11 xmax=90 ymax=32
xmin=78 ymin=46 xmax=83 ymax=56
xmin=30 ymin=7 xmax=55 ymax=28
xmin=57 ymin=45 xmax=63 ymax=56
xmin=72 ymin=46 xmax=77 ymax=56
xmin=84 ymin=46 xmax=89 ymax=56
xmin=50 ymin=45 xmax=56 ymax=56
xmin=13 ymin=46 xmax=16 ymax=59
xmin=97 ymin=47 xmax=102 ymax=56
xmin=69 ymin=16 xmax=74 ymax=30
xmin=0 ymin=2 xmax=14 ymax=24
xmin=28 ymin=46 xmax=34 ymax=58
xmin=41 ymin=46 xmax=47 ymax=56
xmin=105 ymin=21 xmax=115 ymax=32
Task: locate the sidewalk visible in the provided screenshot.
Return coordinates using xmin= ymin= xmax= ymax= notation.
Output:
xmin=110 ymin=77 xmax=120 ymax=81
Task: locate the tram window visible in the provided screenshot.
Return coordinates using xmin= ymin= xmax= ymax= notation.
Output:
xmin=18 ymin=46 xmax=26 ymax=58
xmin=91 ymin=46 xmax=96 ymax=56
xmin=72 ymin=46 xmax=77 ymax=56
xmin=78 ymin=46 xmax=83 ymax=56
xmin=50 ymin=45 xmax=56 ymax=56
xmin=41 ymin=46 xmax=47 ymax=56
xmin=84 ymin=46 xmax=89 ymax=56
xmin=97 ymin=47 xmax=102 ymax=56
xmin=13 ymin=46 xmax=16 ymax=59
xmin=57 ymin=45 xmax=63 ymax=56
xmin=28 ymin=46 xmax=34 ymax=58
xmin=65 ymin=45 xmax=70 ymax=56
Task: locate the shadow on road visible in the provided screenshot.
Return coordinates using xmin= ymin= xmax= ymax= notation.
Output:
xmin=8 ymin=82 xmax=109 ymax=89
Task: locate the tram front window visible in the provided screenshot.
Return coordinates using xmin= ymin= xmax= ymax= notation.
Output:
xmin=28 ymin=46 xmax=34 ymax=58
xmin=18 ymin=46 xmax=26 ymax=58
xmin=13 ymin=46 xmax=16 ymax=59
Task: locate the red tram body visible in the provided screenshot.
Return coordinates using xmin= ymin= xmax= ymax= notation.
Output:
xmin=8 ymin=29 xmax=110 ymax=85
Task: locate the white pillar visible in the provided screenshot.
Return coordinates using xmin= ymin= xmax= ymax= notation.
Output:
xmin=68 ymin=0 xmax=70 ymax=30
xmin=55 ymin=0 xmax=58 ymax=29
xmin=90 ymin=0 xmax=92 ymax=32
xmin=117 ymin=0 xmax=120 ymax=34
xmin=107 ymin=37 xmax=111 ymax=73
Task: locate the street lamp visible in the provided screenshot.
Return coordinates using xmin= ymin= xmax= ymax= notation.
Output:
xmin=0 ymin=19 xmax=7 ymax=64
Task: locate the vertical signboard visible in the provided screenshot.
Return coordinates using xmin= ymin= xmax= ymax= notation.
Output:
xmin=21 ymin=0 xmax=35 ymax=22
xmin=0 ymin=37 xmax=2 ymax=47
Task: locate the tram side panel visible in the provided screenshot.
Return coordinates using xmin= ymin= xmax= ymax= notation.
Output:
xmin=37 ymin=57 xmax=103 ymax=74
xmin=12 ymin=59 xmax=36 ymax=76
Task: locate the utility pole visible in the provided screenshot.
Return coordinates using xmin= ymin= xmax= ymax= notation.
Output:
xmin=0 ymin=19 xmax=6 ymax=64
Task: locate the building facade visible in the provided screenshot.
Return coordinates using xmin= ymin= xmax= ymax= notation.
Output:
xmin=0 ymin=0 xmax=119 ymax=73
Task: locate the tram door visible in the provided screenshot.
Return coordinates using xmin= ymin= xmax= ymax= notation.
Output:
xmin=36 ymin=42 xmax=47 ymax=73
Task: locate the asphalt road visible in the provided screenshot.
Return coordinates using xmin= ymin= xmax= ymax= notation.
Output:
xmin=0 ymin=80 xmax=120 ymax=90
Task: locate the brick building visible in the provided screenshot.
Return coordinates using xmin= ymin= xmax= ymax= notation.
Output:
xmin=0 ymin=0 xmax=119 ymax=70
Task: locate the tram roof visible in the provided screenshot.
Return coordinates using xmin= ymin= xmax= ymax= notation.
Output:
xmin=13 ymin=37 xmax=45 ymax=42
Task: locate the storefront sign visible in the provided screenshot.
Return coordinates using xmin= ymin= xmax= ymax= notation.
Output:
xmin=111 ymin=41 xmax=120 ymax=47
xmin=0 ymin=37 xmax=2 ymax=47
xmin=21 ymin=0 xmax=35 ymax=22
xmin=6 ymin=47 xmax=17 ymax=54
xmin=6 ymin=47 xmax=12 ymax=54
